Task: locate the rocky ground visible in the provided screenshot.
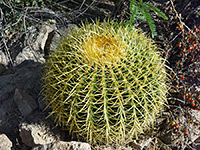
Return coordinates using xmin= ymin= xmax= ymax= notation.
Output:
xmin=0 ymin=0 xmax=200 ymax=149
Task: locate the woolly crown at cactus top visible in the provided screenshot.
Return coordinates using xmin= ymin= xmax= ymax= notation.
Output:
xmin=42 ymin=20 xmax=169 ymax=146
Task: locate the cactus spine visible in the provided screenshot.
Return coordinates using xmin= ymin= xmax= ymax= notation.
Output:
xmin=42 ymin=20 xmax=168 ymax=146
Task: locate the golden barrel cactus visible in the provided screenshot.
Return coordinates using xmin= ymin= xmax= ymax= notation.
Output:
xmin=42 ymin=20 xmax=168 ymax=146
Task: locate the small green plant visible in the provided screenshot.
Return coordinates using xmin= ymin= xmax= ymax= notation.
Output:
xmin=42 ymin=20 xmax=169 ymax=146
xmin=126 ymin=0 xmax=168 ymax=38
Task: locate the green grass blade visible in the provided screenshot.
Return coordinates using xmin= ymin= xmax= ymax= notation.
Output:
xmin=130 ymin=0 xmax=137 ymax=14
xmin=129 ymin=0 xmax=138 ymax=24
xmin=144 ymin=2 xmax=168 ymax=20
xmin=138 ymin=4 xmax=157 ymax=38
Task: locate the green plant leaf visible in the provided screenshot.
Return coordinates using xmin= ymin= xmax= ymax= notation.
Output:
xmin=139 ymin=4 xmax=157 ymax=37
xmin=144 ymin=2 xmax=168 ymax=20
xmin=130 ymin=0 xmax=136 ymax=14
xmin=129 ymin=0 xmax=137 ymax=24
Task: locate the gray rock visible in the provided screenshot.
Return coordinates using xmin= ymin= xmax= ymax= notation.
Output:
xmin=12 ymin=25 xmax=46 ymax=66
xmin=0 ymin=51 xmax=9 ymax=66
xmin=0 ymin=75 xmax=19 ymax=142
xmin=39 ymin=24 xmax=55 ymax=52
xmin=32 ymin=141 xmax=91 ymax=150
xmin=133 ymin=138 xmax=153 ymax=150
xmin=0 ymin=60 xmax=44 ymax=145
xmin=0 ymin=74 xmax=15 ymax=97
xmin=0 ymin=134 xmax=12 ymax=150
xmin=14 ymin=23 xmax=59 ymax=66
xmin=37 ymin=95 xmax=47 ymax=111
xmin=19 ymin=122 xmax=60 ymax=147
xmin=0 ymin=64 xmax=6 ymax=75
xmin=14 ymin=88 xmax=38 ymax=117
xmin=25 ymin=110 xmax=66 ymax=142
xmin=13 ymin=61 xmax=43 ymax=100
xmin=14 ymin=46 xmax=45 ymax=66
xmin=186 ymin=109 xmax=200 ymax=143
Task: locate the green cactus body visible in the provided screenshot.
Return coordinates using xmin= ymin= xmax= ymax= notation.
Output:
xmin=42 ymin=20 xmax=168 ymax=146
